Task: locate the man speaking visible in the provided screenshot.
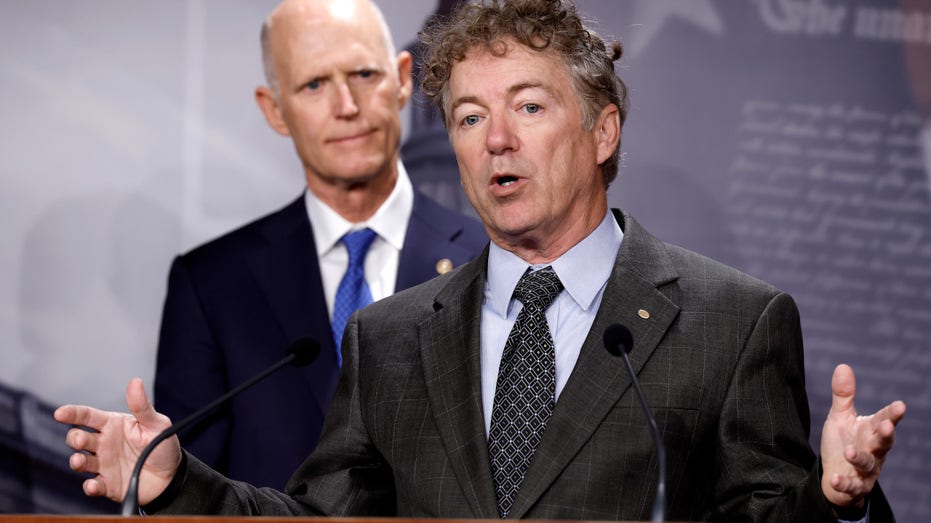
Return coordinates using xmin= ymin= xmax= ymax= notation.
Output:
xmin=56 ymin=0 xmax=905 ymax=520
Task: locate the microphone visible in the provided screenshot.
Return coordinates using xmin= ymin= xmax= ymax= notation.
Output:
xmin=603 ymin=324 xmax=666 ymax=522
xmin=120 ymin=337 xmax=320 ymax=516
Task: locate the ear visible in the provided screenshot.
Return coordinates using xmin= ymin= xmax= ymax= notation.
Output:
xmin=395 ymin=50 xmax=414 ymax=110
xmin=255 ymin=86 xmax=291 ymax=137
xmin=594 ymin=103 xmax=621 ymax=167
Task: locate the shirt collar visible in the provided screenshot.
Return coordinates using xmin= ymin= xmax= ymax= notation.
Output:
xmin=486 ymin=210 xmax=623 ymax=318
xmin=305 ymin=160 xmax=414 ymax=255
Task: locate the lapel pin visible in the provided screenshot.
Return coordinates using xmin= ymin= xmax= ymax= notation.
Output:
xmin=638 ymin=308 xmax=651 ymax=319
xmin=435 ymin=258 xmax=454 ymax=275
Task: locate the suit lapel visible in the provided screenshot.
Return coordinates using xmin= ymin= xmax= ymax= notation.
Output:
xmin=245 ymin=196 xmax=340 ymax=416
xmin=509 ymin=210 xmax=681 ymax=519
xmin=418 ymin=249 xmax=500 ymax=518
xmin=397 ymin=191 xmax=476 ymax=290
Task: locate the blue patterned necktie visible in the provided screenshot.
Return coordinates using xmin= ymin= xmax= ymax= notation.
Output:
xmin=488 ymin=266 xmax=564 ymax=518
xmin=331 ymin=228 xmax=377 ymax=366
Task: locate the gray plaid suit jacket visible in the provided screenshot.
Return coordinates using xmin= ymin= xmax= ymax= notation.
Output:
xmin=155 ymin=209 xmax=893 ymax=521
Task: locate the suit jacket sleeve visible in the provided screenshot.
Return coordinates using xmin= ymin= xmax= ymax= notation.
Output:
xmin=148 ymin=311 xmax=392 ymax=516
xmin=154 ymin=256 xmax=231 ymax=470
xmin=284 ymin=313 xmax=397 ymax=515
xmin=708 ymin=291 xmax=824 ymax=519
xmin=711 ymin=291 xmax=894 ymax=522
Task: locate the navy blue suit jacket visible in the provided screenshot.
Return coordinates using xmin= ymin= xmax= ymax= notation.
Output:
xmin=153 ymin=191 xmax=487 ymax=490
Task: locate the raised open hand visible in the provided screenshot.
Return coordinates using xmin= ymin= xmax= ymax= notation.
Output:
xmin=54 ymin=378 xmax=181 ymax=505
xmin=820 ymin=364 xmax=906 ymax=508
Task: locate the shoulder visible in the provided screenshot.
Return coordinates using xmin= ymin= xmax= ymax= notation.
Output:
xmin=668 ymin=242 xmax=779 ymax=296
xmin=663 ymin=241 xmax=796 ymax=323
xmin=177 ymin=195 xmax=308 ymax=268
xmin=361 ymin=249 xmax=484 ymax=325
xmin=410 ymin=190 xmax=487 ymax=250
xmin=362 ymin=269 xmax=456 ymax=323
xmin=617 ymin=209 xmax=789 ymax=317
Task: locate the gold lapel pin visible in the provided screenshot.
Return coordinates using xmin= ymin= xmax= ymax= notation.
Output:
xmin=637 ymin=308 xmax=650 ymax=319
xmin=435 ymin=258 xmax=454 ymax=275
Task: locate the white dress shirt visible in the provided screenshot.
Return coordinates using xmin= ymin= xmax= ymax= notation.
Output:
xmin=305 ymin=161 xmax=414 ymax=320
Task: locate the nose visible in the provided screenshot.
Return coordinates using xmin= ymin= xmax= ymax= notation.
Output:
xmin=332 ymin=81 xmax=360 ymax=118
xmin=485 ymin=113 xmax=518 ymax=155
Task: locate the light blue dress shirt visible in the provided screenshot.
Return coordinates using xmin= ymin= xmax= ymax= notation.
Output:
xmin=480 ymin=210 xmax=623 ymax=435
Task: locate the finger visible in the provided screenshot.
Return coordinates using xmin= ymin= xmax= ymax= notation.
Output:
xmin=69 ymin=452 xmax=89 ymax=473
xmin=66 ymin=427 xmax=98 ymax=454
xmin=54 ymin=404 xmax=112 ymax=431
xmin=83 ymin=477 xmax=108 ymax=498
xmin=829 ymin=364 xmax=857 ymax=416
xmin=874 ymin=418 xmax=896 ymax=453
xmin=125 ymin=377 xmax=161 ymax=427
xmin=872 ymin=400 xmax=907 ymax=426
xmin=858 ymin=409 xmax=901 ymax=459
xmin=830 ymin=472 xmax=868 ymax=497
xmin=844 ymin=444 xmax=876 ymax=474
xmin=69 ymin=451 xmax=101 ymax=474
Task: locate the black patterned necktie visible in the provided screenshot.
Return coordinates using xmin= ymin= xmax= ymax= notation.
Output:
xmin=488 ymin=266 xmax=564 ymax=518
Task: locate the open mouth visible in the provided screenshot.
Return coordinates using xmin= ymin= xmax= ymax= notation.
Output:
xmin=496 ymin=175 xmax=519 ymax=187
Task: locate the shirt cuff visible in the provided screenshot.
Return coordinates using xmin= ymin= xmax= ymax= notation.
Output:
xmin=833 ymin=498 xmax=869 ymax=523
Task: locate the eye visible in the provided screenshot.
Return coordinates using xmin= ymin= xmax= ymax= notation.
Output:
xmin=306 ymin=79 xmax=322 ymax=91
xmin=462 ymin=114 xmax=481 ymax=127
xmin=351 ymin=69 xmax=380 ymax=83
xmin=523 ymin=103 xmax=541 ymax=114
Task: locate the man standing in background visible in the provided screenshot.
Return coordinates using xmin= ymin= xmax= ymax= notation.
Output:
xmin=153 ymin=0 xmax=486 ymax=490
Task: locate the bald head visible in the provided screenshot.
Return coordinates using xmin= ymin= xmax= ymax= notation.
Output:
xmin=252 ymin=0 xmax=413 ymax=217
xmin=260 ymin=0 xmax=396 ymax=97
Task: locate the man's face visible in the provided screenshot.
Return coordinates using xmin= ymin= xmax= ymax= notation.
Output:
xmin=447 ymin=40 xmax=616 ymax=260
xmin=266 ymin=4 xmax=410 ymax=191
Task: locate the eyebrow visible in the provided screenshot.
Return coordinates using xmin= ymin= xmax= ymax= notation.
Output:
xmin=450 ymin=81 xmax=552 ymax=112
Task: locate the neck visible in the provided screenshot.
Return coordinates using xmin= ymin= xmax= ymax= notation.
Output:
xmin=495 ymin=201 xmax=608 ymax=265
xmin=305 ymin=167 xmax=398 ymax=223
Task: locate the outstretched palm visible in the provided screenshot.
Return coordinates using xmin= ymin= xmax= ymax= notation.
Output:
xmin=820 ymin=364 xmax=906 ymax=507
xmin=55 ymin=378 xmax=181 ymax=505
